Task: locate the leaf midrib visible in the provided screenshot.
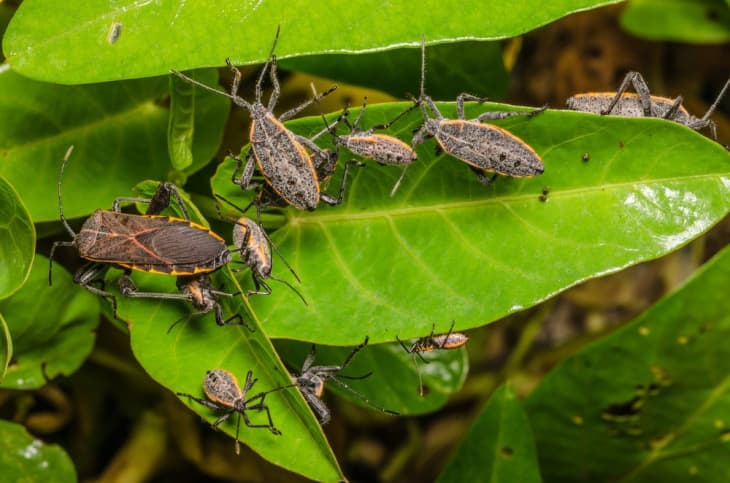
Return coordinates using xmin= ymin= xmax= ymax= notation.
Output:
xmin=287 ymin=172 xmax=730 ymax=225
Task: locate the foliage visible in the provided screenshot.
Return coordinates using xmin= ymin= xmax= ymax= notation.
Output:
xmin=0 ymin=0 xmax=728 ymax=481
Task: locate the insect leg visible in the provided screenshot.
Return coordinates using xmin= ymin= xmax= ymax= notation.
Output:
xmin=456 ymin=93 xmax=489 ymax=119
xmin=475 ymin=104 xmax=547 ymax=122
xmin=49 ymin=241 xmax=76 ymax=285
xmin=469 ymin=166 xmax=499 ymax=186
xmin=330 ymin=377 xmax=399 ymax=416
xmin=176 ymin=392 xmax=224 ymax=411
xmin=278 ymin=84 xmax=338 ymax=122
xmin=318 ymin=159 xmax=363 ymax=206
xmin=231 ymin=148 xmax=259 ymax=190
xmin=602 ymin=71 xmax=652 ymax=116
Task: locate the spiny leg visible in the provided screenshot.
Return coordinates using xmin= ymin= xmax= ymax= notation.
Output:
xmin=475 ymin=104 xmax=546 ymax=122
xmin=603 ymin=71 xmax=652 ymax=116
xmin=456 ymin=93 xmax=489 ymax=119
xmin=49 ymin=241 xmax=75 ymax=285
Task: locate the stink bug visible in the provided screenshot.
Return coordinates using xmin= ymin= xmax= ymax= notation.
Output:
xmin=312 ymin=94 xmax=418 ymax=196
xmin=290 ymin=337 xmax=399 ymax=425
xmin=566 ymin=71 xmax=730 ymax=141
xmin=177 ymin=369 xmax=292 ymax=454
xmin=216 ymin=195 xmax=306 ymax=305
xmin=171 ymin=27 xmax=344 ymax=211
xmin=396 ymin=321 xmax=468 ymax=396
xmin=49 ymin=147 xmax=231 ymax=317
xmin=113 ymin=182 xmax=249 ymax=329
xmin=413 ymin=37 xmax=545 ymax=185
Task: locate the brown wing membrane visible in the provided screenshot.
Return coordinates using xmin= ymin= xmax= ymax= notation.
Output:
xmin=77 ymin=211 xmax=230 ymax=274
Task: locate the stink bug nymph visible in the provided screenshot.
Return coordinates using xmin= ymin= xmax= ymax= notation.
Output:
xmin=290 ymin=337 xmax=399 ymax=425
xmin=312 ymin=92 xmax=418 ymax=196
xmin=413 ymin=37 xmax=546 ymax=185
xmin=177 ymin=369 xmax=292 ymax=454
xmin=171 ymin=27 xmax=346 ymax=211
xmin=396 ymin=321 xmax=468 ymax=396
xmin=216 ymin=195 xmax=306 ymax=305
xmin=566 ymin=71 xmax=730 ymax=141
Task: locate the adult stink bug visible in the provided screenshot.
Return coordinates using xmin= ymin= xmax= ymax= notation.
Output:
xmin=49 ymin=147 xmax=231 ymax=316
xmin=216 ymin=195 xmax=306 ymax=305
xmin=171 ymin=27 xmax=344 ymax=211
xmin=413 ymin=37 xmax=545 ymax=185
xmin=111 ymin=181 xmax=249 ymax=329
xmin=290 ymin=337 xmax=399 ymax=425
xmin=177 ymin=369 xmax=292 ymax=454
xmin=396 ymin=321 xmax=468 ymax=396
xmin=313 ymin=94 xmax=418 ymax=196
xmin=567 ymin=71 xmax=730 ymax=141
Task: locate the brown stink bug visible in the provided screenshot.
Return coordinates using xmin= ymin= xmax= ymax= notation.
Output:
xmin=171 ymin=27 xmax=346 ymax=211
xmin=567 ymin=71 xmax=730 ymax=142
xmin=177 ymin=369 xmax=293 ymax=454
xmin=413 ymin=37 xmax=545 ymax=185
xmin=49 ymin=147 xmax=232 ymax=318
xmin=396 ymin=321 xmax=468 ymax=396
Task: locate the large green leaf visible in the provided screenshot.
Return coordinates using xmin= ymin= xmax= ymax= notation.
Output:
xmin=620 ymin=0 xmax=730 ymax=43
xmin=437 ymin=384 xmax=542 ymax=483
xmin=0 ymin=255 xmax=99 ymax=389
xmin=112 ymin=267 xmax=345 ymax=482
xmin=0 ymin=68 xmax=227 ymax=222
xmin=0 ymin=177 xmax=34 ymax=299
xmin=0 ymin=419 xmax=77 ymax=483
xmin=3 ymin=0 xmax=622 ymax=84
xmin=212 ymin=101 xmax=730 ymax=345
xmin=525 ymin=245 xmax=730 ymax=483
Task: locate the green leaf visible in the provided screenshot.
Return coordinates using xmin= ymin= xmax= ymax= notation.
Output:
xmin=112 ymin=267 xmax=345 ymax=482
xmin=0 ymin=177 xmax=34 ymax=299
xmin=437 ymin=384 xmax=542 ymax=483
xmin=276 ymin=338 xmax=469 ymax=416
xmin=0 ymin=255 xmax=99 ymax=389
xmin=280 ymin=40 xmax=508 ymax=100
xmin=0 ymin=68 xmax=227 ymax=223
xmin=525 ymin=245 xmax=730 ymax=483
xmin=167 ymin=72 xmax=196 ymax=170
xmin=0 ymin=3 xmax=16 ymax=63
xmin=4 ymin=0 xmax=623 ymax=84
xmin=212 ymin=101 xmax=730 ymax=345
xmin=0 ymin=313 xmax=11 ymax=382
xmin=0 ymin=419 xmax=77 ymax=483
xmin=620 ymin=0 xmax=730 ymax=43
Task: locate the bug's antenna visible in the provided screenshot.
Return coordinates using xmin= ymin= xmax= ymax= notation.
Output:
xmin=701 ymin=77 xmax=730 ymax=121
xmin=58 ymin=146 xmax=77 ymax=239
xmin=255 ymin=25 xmax=282 ymax=102
xmin=269 ymin=275 xmax=307 ymax=306
xmin=420 ymin=35 xmax=427 ymax=99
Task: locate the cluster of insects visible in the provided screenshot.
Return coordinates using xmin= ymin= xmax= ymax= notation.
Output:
xmin=50 ymin=27 xmax=728 ymax=453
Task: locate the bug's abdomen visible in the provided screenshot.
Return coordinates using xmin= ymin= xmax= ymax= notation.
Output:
xmin=436 ymin=120 xmax=543 ymax=177
xmin=567 ymin=93 xmax=690 ymax=121
xmin=251 ymin=115 xmax=320 ymax=211
xmin=345 ymin=134 xmax=416 ymax=166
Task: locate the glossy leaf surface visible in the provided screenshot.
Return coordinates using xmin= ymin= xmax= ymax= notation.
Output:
xmin=212 ymin=101 xmax=730 ymax=345
xmin=0 ymin=68 xmax=227 ymax=222
xmin=4 ymin=0 xmax=622 ymax=83
xmin=0 ymin=177 xmax=34 ymax=299
xmin=526 ymin=245 xmax=730 ymax=483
